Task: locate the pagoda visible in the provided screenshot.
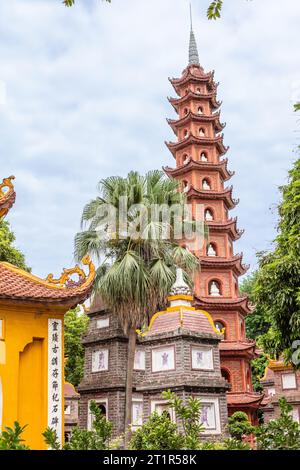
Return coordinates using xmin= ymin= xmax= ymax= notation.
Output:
xmin=163 ymin=26 xmax=263 ymax=422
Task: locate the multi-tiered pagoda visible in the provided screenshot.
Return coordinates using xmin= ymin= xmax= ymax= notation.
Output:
xmin=164 ymin=27 xmax=264 ymax=423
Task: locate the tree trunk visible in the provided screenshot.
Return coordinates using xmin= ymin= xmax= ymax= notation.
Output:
xmin=124 ymin=326 xmax=136 ymax=448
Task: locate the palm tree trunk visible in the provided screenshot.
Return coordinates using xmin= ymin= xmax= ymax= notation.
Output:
xmin=124 ymin=326 xmax=136 ymax=448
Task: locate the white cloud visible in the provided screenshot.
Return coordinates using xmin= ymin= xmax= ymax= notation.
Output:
xmin=0 ymin=0 xmax=299 ymax=277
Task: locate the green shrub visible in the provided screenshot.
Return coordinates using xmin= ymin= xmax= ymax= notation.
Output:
xmin=0 ymin=422 xmax=29 ymax=450
xmin=228 ymin=411 xmax=254 ymax=440
xmin=129 ymin=411 xmax=184 ymax=450
xmin=43 ymin=400 xmax=113 ymax=450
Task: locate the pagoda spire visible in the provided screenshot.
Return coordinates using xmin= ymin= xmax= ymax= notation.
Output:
xmin=188 ymin=4 xmax=199 ymax=65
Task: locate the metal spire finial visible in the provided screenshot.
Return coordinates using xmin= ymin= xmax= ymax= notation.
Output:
xmin=188 ymin=4 xmax=199 ymax=66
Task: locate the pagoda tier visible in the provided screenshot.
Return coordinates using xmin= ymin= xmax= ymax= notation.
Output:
xmin=205 ymin=218 xmax=244 ymax=242
xmin=169 ymin=66 xmax=216 ymax=94
xmin=163 ymin=26 xmax=263 ymax=423
xmin=167 ymin=111 xmax=225 ymax=134
xmin=226 ymin=392 xmax=264 ymax=410
xmin=199 ymin=254 xmax=249 ymax=277
xmin=165 ymin=134 xmax=229 ymax=158
xmin=164 ymin=157 xmax=234 ymax=181
xmin=187 ymin=185 xmax=239 ymax=210
xmin=194 ymin=295 xmax=251 ymax=316
xmin=219 ymin=340 xmax=257 ymax=358
xmin=168 ymin=90 xmax=221 ymax=112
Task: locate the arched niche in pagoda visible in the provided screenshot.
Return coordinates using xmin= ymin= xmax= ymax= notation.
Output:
xmin=202 ymin=178 xmax=211 ymax=190
xmin=204 ymin=208 xmax=214 ymax=221
xmin=208 ymin=279 xmax=222 ymax=297
xmin=207 ymin=242 xmax=217 ymax=257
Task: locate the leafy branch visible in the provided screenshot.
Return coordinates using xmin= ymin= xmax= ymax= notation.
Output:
xmin=207 ymin=1 xmax=223 ymax=20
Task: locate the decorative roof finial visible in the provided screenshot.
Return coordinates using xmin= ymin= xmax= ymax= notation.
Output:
xmin=188 ymin=3 xmax=199 ymax=66
xmin=170 ymin=267 xmax=192 ymax=297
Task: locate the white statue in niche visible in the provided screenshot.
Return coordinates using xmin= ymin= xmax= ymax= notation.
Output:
xmin=210 ymin=281 xmax=221 ymax=296
xmin=198 ymin=106 xmax=203 ymax=114
xmin=183 ymin=181 xmax=190 ymax=193
xmin=183 ymin=155 xmax=190 ymax=165
xmin=205 ymin=209 xmax=213 ymax=221
xmin=207 ymin=244 xmax=217 ymax=257
xmin=199 ymin=128 xmax=205 ymax=137
xmin=184 ymin=130 xmax=189 ymax=139
xmin=202 ymin=179 xmax=211 ymax=190
xmin=200 ymin=152 xmax=208 ymax=162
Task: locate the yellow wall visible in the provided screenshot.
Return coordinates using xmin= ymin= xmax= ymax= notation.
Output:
xmin=0 ymin=302 xmax=65 ymax=449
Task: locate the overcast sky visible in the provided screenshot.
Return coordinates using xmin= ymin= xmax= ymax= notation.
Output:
xmin=0 ymin=0 xmax=299 ymax=279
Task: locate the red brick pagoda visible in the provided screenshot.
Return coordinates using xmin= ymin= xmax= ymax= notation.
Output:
xmin=164 ymin=26 xmax=263 ymax=423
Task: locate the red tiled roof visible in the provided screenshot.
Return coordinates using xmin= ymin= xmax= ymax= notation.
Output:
xmin=64 ymin=382 xmax=79 ymax=398
xmin=163 ymin=157 xmax=233 ymax=181
xmin=227 ymin=391 xmax=264 ymax=406
xmin=169 ymin=64 xmax=214 ymax=91
xmin=144 ymin=308 xmax=218 ymax=337
xmin=195 ymin=295 xmax=251 ymax=315
xmin=0 ymin=256 xmax=95 ymax=307
xmin=219 ymin=340 xmax=256 ymax=351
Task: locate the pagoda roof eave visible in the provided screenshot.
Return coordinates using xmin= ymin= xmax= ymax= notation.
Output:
xmin=219 ymin=340 xmax=256 ymax=352
xmin=186 ymin=185 xmax=238 ymax=210
xmin=165 ymin=134 xmax=229 ymax=158
xmin=0 ymin=176 xmax=16 ymax=218
xmin=168 ymin=91 xmax=221 ymax=112
xmin=168 ymin=65 xmax=216 ymax=93
xmin=194 ymin=295 xmax=251 ymax=315
xmin=163 ymin=157 xmax=234 ymax=181
xmin=199 ymin=254 xmax=249 ymax=276
xmin=0 ymin=255 xmax=95 ymax=308
xmin=226 ymin=391 xmax=265 ymax=408
xmin=167 ymin=111 xmax=225 ymax=134
xmin=206 ymin=218 xmax=244 ymax=240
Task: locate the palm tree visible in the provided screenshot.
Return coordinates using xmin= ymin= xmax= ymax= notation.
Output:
xmin=75 ymin=170 xmax=202 ymax=446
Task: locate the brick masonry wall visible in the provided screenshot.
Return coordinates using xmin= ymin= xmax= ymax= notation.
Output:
xmin=262 ymin=368 xmax=300 ymax=423
xmin=79 ymin=309 xmax=229 ymax=438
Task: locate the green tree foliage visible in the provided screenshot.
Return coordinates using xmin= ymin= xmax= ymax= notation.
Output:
xmin=162 ymin=390 xmax=204 ymax=449
xmin=255 ymin=398 xmax=300 ymax=450
xmin=254 ymin=157 xmax=300 ymax=362
xmin=228 ymin=411 xmax=255 ymax=440
xmin=250 ymin=354 xmax=268 ymax=392
xmin=0 ymin=220 xmax=28 ymax=269
xmin=201 ymin=438 xmax=251 ymax=450
xmin=129 ymin=412 xmax=184 ymax=450
xmin=240 ymin=273 xmax=271 ymax=340
xmin=62 ymin=0 xmax=246 ymax=21
xmin=64 ymin=307 xmax=89 ymax=386
xmin=43 ymin=400 xmax=113 ymax=450
xmin=0 ymin=422 xmax=29 ymax=450
xmin=130 ymin=390 xmax=204 ymax=450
